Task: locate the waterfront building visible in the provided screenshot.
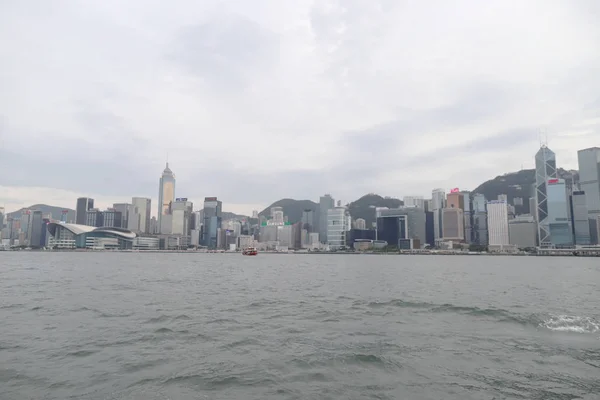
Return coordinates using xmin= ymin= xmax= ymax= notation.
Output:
xmin=487 ymin=200 xmax=510 ymax=247
xmin=570 ymin=191 xmax=591 ymax=245
xmin=534 ymin=145 xmax=557 ymax=247
xmin=547 ymin=179 xmax=573 ymax=247
xmin=509 ymin=215 xmax=537 ymax=249
xmin=28 ymin=210 xmax=44 ymax=247
xmin=319 ymin=194 xmax=335 ymax=243
xmin=327 ymin=206 xmax=347 ymax=250
xmin=157 ymin=163 xmax=176 ymax=234
xmin=577 ymin=147 xmax=600 ymax=244
xmin=201 ymin=197 xmax=222 ymax=249
xmin=47 ymin=222 xmax=136 ymax=249
xmin=442 ymin=208 xmax=464 ymax=242
xmin=171 ymin=198 xmax=193 ymax=236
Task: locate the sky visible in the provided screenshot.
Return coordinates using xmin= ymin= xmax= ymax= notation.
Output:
xmin=1 ymin=0 xmax=599 ymax=216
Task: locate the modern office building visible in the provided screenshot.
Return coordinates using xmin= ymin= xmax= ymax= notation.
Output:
xmin=76 ymin=197 xmax=94 ymax=225
xmin=301 ymin=209 xmax=315 ymax=232
xmin=202 ymin=197 xmax=222 ymax=248
xmin=376 ymin=209 xmax=408 ymax=249
xmin=157 ymin=163 xmax=176 ymax=234
xmin=403 ymin=196 xmax=425 ymax=209
xmin=132 ymin=197 xmax=151 ymax=233
xmin=509 ymin=215 xmax=537 ymax=249
xmin=171 ymin=198 xmax=194 ymax=236
xmin=271 ymin=207 xmax=285 ymax=225
xmin=534 ymin=145 xmax=557 ymax=247
xmin=327 ymin=206 xmax=348 ymax=250
xmin=113 ymin=203 xmax=139 ymax=231
xmin=546 ymin=179 xmax=573 ymax=247
xmin=28 ymin=210 xmax=44 ymax=247
xmin=577 ymin=147 xmax=600 ymax=244
xmin=319 ymin=194 xmax=335 ymax=243
xmin=86 ymin=209 xmax=123 ymax=228
xmin=462 ymin=191 xmax=473 ymax=244
xmin=442 ymin=208 xmax=464 ymax=242
xmin=570 ymin=191 xmax=591 ymax=245
xmin=446 ymin=190 xmax=465 ymax=210
xmin=487 ymin=200 xmax=510 ymax=247
xmin=431 ymin=188 xmax=446 ymax=243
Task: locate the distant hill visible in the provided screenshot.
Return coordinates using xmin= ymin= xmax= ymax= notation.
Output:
xmin=473 ymin=168 xmax=579 ymax=214
xmin=7 ymin=204 xmax=76 ymax=221
xmin=259 ymin=198 xmax=318 ymax=223
xmin=346 ymin=194 xmax=403 ymax=228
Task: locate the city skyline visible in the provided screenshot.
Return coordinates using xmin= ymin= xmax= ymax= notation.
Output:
xmin=1 ymin=1 xmax=599 ymax=216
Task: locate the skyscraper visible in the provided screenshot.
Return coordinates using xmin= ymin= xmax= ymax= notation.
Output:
xmin=132 ymin=197 xmax=152 ymax=233
xmin=577 ymin=147 xmax=600 ymax=244
xmin=76 ymin=197 xmax=94 ymax=225
xmin=570 ymin=191 xmax=591 ymax=245
xmin=157 ymin=163 xmax=176 ymax=234
xmin=28 ymin=210 xmax=44 ymax=247
xmin=202 ymin=197 xmax=222 ymax=248
xmin=431 ymin=188 xmax=446 ymax=243
xmin=327 ymin=206 xmax=348 ymax=250
xmin=546 ymin=179 xmax=573 ymax=247
xmin=301 ymin=209 xmax=315 ymax=232
xmin=472 ymin=193 xmax=488 ymax=246
xmin=487 ymin=200 xmax=510 ymax=247
xmin=534 ymin=145 xmax=557 ymax=247
xmin=319 ymin=194 xmax=335 ymax=243
xmin=442 ymin=208 xmax=464 ymax=242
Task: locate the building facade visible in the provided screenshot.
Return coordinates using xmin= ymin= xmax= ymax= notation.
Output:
xmin=570 ymin=191 xmax=591 ymax=245
xmin=546 ymin=178 xmax=573 ymax=247
xmin=157 ymin=163 xmax=176 ymax=234
xmin=577 ymin=147 xmax=600 ymax=244
xmin=76 ymin=197 xmax=94 ymax=225
xmin=509 ymin=215 xmax=537 ymax=249
xmin=534 ymin=145 xmax=557 ymax=247
xmin=132 ymin=197 xmax=151 ymax=233
xmin=487 ymin=200 xmax=510 ymax=246
xmin=442 ymin=208 xmax=464 ymax=242
xmin=403 ymin=196 xmax=425 ymax=209
xmin=327 ymin=206 xmax=347 ymax=250
xmin=202 ymin=197 xmax=222 ymax=248
xmin=319 ymin=194 xmax=335 ymax=243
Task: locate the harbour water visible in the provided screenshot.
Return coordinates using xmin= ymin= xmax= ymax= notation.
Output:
xmin=1 ymin=253 xmax=599 ymax=399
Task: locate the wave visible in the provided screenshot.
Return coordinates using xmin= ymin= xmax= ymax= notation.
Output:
xmin=541 ymin=315 xmax=600 ymax=334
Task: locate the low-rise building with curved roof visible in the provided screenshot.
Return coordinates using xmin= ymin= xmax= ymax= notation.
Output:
xmin=46 ymin=221 xmax=137 ymax=249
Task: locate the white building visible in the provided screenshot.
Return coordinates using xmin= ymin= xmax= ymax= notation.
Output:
xmin=327 ymin=207 xmax=348 ymax=250
xmin=277 ymin=225 xmax=293 ymax=247
xmin=403 ymin=196 xmax=425 ymax=209
xmin=487 ymin=200 xmax=510 ymax=246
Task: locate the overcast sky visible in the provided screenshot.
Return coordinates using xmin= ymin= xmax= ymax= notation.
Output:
xmin=1 ymin=1 xmax=599 ymax=216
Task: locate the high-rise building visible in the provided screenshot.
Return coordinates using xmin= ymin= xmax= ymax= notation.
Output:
xmin=319 ymin=194 xmax=335 ymax=243
xmin=271 ymin=206 xmax=284 ymax=225
xmin=471 ymin=194 xmax=488 ymax=246
xmin=487 ymin=200 xmax=509 ymax=246
xmin=509 ymin=215 xmax=537 ymax=249
xmin=113 ymin=203 xmax=139 ymax=230
xmin=534 ymin=145 xmax=557 ymax=247
xmin=446 ymin=191 xmax=465 ymax=210
xmin=570 ymin=191 xmax=591 ymax=245
xmin=28 ymin=210 xmax=44 ymax=247
xmin=202 ymin=197 xmax=222 ymax=248
xmin=327 ymin=206 xmax=348 ymax=250
xmin=403 ymin=196 xmax=425 ymax=209
xmin=76 ymin=197 xmax=94 ymax=225
xmin=442 ymin=208 xmax=464 ymax=242
xmin=547 ymin=179 xmax=573 ymax=247
xmin=132 ymin=197 xmax=151 ymax=233
xmin=301 ymin=209 xmax=315 ymax=232
xmin=157 ymin=163 xmax=176 ymax=234
xmin=577 ymin=147 xmax=600 ymax=244
xmin=431 ymin=189 xmax=446 ymax=242
xmin=171 ymin=198 xmax=194 ymax=236
xmin=462 ymin=191 xmax=473 ymax=244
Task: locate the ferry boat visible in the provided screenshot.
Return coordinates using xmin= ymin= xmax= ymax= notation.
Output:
xmin=242 ymin=247 xmax=258 ymax=256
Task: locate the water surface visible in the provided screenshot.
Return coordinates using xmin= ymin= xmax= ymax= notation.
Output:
xmin=1 ymin=253 xmax=598 ymax=399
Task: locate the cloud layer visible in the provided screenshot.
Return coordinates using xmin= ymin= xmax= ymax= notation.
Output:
xmin=1 ymin=0 xmax=599 ymax=215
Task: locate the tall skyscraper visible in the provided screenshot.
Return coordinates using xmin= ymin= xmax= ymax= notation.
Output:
xmin=76 ymin=197 xmax=94 ymax=225
xmin=157 ymin=163 xmax=176 ymax=234
xmin=28 ymin=210 xmax=44 ymax=247
xmin=534 ymin=145 xmax=557 ymax=247
xmin=546 ymin=179 xmax=573 ymax=246
xmin=570 ymin=191 xmax=591 ymax=245
xmin=487 ymin=200 xmax=510 ymax=246
xmin=113 ymin=203 xmax=138 ymax=230
xmin=202 ymin=197 xmax=222 ymax=248
xmin=442 ymin=208 xmax=464 ymax=242
xmin=472 ymin=193 xmax=488 ymax=246
xmin=431 ymin=188 xmax=446 ymax=243
xmin=327 ymin=206 xmax=348 ymax=250
xmin=577 ymin=147 xmax=600 ymax=244
xmin=171 ymin=198 xmax=194 ymax=236
xmin=132 ymin=197 xmax=151 ymax=233
xmin=319 ymin=194 xmax=335 ymax=243
xmin=301 ymin=209 xmax=315 ymax=232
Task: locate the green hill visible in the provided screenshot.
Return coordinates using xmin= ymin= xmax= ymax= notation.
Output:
xmin=346 ymin=194 xmax=403 ymax=228
xmin=259 ymin=198 xmax=318 ymax=223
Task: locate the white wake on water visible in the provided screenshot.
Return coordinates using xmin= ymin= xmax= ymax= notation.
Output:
xmin=541 ymin=315 xmax=600 ymax=334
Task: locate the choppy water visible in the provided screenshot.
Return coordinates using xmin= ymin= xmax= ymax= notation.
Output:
xmin=1 ymin=253 xmax=599 ymax=399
